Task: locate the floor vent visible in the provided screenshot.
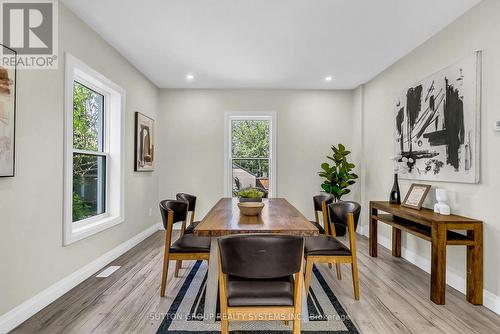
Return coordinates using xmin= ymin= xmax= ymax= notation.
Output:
xmin=96 ymin=266 xmax=121 ymax=278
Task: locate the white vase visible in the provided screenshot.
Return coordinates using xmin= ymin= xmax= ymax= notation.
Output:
xmin=434 ymin=188 xmax=451 ymax=215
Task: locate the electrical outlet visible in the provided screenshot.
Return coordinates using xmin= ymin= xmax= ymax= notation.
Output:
xmin=148 ymin=208 xmax=152 ymax=216
xmin=495 ymin=120 xmax=500 ymax=131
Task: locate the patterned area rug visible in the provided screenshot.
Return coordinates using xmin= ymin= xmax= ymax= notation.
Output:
xmin=157 ymin=261 xmax=359 ymax=333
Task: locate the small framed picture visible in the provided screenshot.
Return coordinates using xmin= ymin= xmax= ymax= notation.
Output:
xmin=402 ymin=184 xmax=431 ymax=210
xmin=134 ymin=112 xmax=155 ymax=172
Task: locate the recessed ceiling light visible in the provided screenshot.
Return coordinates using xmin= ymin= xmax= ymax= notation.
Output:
xmin=186 ymin=73 xmax=195 ymax=81
xmin=325 ymin=76 xmax=333 ymax=82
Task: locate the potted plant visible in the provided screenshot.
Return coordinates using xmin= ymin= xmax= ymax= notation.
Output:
xmin=319 ymin=144 xmax=358 ymax=201
xmin=318 ymin=144 xmax=358 ymax=236
xmin=237 ymin=187 xmax=264 ymax=203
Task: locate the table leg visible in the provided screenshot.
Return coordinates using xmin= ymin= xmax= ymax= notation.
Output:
xmin=392 ymin=227 xmax=401 ymax=257
xmin=431 ymin=223 xmax=447 ymax=305
xmin=467 ymin=225 xmax=483 ymax=305
xmin=369 ymin=206 xmax=378 ymax=257
xmin=204 ymin=237 xmax=219 ymax=323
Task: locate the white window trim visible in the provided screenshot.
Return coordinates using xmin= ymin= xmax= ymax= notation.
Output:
xmin=224 ymin=111 xmax=277 ymax=198
xmin=63 ymin=53 xmax=126 ymax=245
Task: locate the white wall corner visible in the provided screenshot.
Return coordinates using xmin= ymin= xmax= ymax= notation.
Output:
xmin=0 ymin=223 xmax=161 ymax=334
xmin=357 ymin=228 xmax=500 ymax=316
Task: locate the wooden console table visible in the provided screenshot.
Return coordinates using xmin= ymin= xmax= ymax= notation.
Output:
xmin=369 ymin=201 xmax=483 ymax=305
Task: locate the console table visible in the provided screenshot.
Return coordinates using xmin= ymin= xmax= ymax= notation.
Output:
xmin=369 ymin=201 xmax=483 ymax=305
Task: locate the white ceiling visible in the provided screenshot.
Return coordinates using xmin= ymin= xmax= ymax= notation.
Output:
xmin=61 ymin=0 xmax=480 ymax=89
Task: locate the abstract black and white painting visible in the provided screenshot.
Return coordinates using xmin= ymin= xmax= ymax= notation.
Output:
xmin=394 ymin=52 xmax=481 ymax=184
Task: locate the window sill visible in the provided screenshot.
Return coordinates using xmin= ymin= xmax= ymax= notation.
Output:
xmin=64 ymin=215 xmax=124 ymax=246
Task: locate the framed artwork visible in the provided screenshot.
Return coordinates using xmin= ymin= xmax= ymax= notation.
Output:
xmin=134 ymin=112 xmax=155 ymax=172
xmin=0 ymin=44 xmax=17 ymax=177
xmin=394 ymin=52 xmax=481 ymax=184
xmin=402 ymin=184 xmax=431 ymax=210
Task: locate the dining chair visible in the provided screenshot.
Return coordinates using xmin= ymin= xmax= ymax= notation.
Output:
xmin=175 ymin=193 xmax=201 ymax=276
xmin=254 ymin=186 xmax=269 ymax=198
xmin=310 ymin=194 xmax=334 ymax=235
xmin=304 ymin=201 xmax=361 ymax=300
xmin=159 ymin=200 xmax=210 ymax=297
xmin=218 ymin=234 xmax=304 ymax=334
xmin=175 ymin=193 xmax=200 ymax=234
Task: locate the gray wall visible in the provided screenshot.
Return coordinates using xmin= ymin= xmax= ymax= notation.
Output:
xmin=157 ymin=89 xmax=356 ymax=221
xmin=0 ymin=4 xmax=160 ymax=314
xmin=358 ymin=0 xmax=500 ymax=300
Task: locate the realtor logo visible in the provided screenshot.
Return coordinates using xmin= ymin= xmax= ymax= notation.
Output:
xmin=0 ymin=0 xmax=58 ymax=69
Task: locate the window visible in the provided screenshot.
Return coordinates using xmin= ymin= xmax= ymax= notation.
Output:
xmin=72 ymin=82 xmax=106 ymax=222
xmin=64 ymin=54 xmax=125 ymax=245
xmin=224 ymin=112 xmax=276 ymax=197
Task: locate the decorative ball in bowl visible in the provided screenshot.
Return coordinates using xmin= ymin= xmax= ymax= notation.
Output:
xmin=237 ymin=187 xmax=264 ymax=203
xmin=237 ymin=202 xmax=265 ymax=216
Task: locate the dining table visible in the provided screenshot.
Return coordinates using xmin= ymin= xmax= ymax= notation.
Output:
xmin=193 ymin=197 xmax=319 ymax=323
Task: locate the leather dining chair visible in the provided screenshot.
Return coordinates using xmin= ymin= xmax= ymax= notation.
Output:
xmin=310 ymin=194 xmax=334 ymax=235
xmin=175 ymin=193 xmax=201 ymax=277
xmin=175 ymin=193 xmax=200 ymax=234
xmin=304 ymin=201 xmax=361 ymax=300
xmin=159 ymin=200 xmax=210 ymax=297
xmin=254 ymin=186 xmax=269 ymax=198
xmin=218 ymin=234 xmax=304 ymax=334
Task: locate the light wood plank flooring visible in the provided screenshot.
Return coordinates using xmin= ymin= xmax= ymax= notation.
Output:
xmin=11 ymin=231 xmax=500 ymax=334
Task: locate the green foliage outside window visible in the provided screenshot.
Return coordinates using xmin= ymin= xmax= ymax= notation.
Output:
xmin=231 ymin=120 xmax=270 ymax=177
xmin=72 ymin=82 xmax=104 ymax=222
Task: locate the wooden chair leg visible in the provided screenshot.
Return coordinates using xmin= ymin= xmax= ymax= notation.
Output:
xmin=218 ymin=253 xmax=229 ymax=334
xmin=336 ymin=264 xmax=342 ymax=280
xmin=175 ymin=260 xmax=182 ymax=277
xmin=351 ymin=261 xmax=360 ymax=300
xmin=160 ymin=254 xmax=170 ymax=297
xmin=221 ymin=317 xmax=229 ymax=334
xmin=304 ymin=259 xmax=314 ymax=298
xmin=293 ymin=317 xmax=301 ymax=334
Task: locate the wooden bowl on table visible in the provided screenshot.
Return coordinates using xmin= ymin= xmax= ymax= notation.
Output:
xmin=237 ymin=202 xmax=265 ymax=216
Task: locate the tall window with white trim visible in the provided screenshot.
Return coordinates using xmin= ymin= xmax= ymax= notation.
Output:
xmin=225 ymin=112 xmax=276 ymax=198
xmin=64 ymin=54 xmax=125 ymax=245
xmin=72 ymin=81 xmax=106 ymax=222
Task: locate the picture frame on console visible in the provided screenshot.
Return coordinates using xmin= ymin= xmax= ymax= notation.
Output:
xmin=402 ymin=183 xmax=431 ymax=210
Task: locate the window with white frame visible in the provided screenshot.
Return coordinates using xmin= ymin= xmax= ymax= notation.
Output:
xmin=224 ymin=112 xmax=277 ymax=197
xmin=64 ymin=54 xmax=125 ymax=245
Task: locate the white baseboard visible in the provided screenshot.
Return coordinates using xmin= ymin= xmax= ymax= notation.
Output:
xmin=358 ymin=225 xmax=500 ymax=315
xmin=0 ymin=223 xmax=162 ymax=334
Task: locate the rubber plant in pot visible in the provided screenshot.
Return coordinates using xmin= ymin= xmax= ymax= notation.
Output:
xmin=237 ymin=187 xmax=264 ymax=203
xmin=318 ymin=144 xmax=358 ymax=236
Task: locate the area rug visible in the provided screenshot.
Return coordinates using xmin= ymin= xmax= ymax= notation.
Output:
xmin=157 ymin=261 xmax=359 ymax=333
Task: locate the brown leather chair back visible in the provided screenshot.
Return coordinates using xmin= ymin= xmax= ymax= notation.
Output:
xmin=254 ymin=187 xmax=269 ymax=198
xmin=328 ymin=201 xmax=361 ymax=230
xmin=159 ymin=200 xmax=188 ymax=230
xmin=176 ymin=193 xmax=197 ymax=213
xmin=218 ymin=234 xmax=303 ymax=279
xmin=313 ymin=193 xmax=334 ymax=212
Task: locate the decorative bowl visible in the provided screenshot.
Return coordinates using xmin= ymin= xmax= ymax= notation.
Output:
xmin=237 ymin=202 xmax=265 ymax=216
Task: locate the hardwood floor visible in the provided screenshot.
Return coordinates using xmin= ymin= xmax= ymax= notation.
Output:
xmin=11 ymin=231 xmax=500 ymax=334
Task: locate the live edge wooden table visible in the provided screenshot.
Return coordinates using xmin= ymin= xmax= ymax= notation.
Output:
xmin=369 ymin=201 xmax=483 ymax=305
xmin=194 ymin=198 xmax=319 ymax=323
